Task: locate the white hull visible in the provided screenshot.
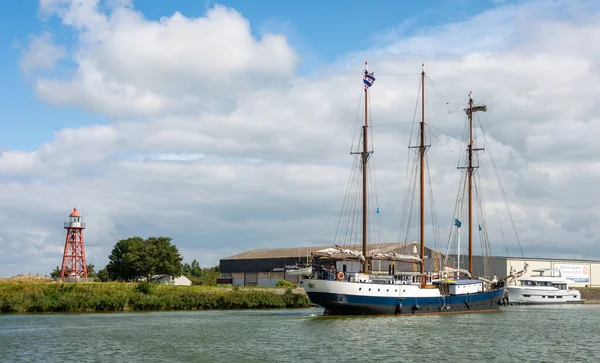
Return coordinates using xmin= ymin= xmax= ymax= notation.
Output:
xmin=506 ymin=286 xmax=583 ymax=305
xmin=302 ymin=278 xmax=442 ymax=299
xmin=300 ymin=278 xmax=504 ymax=315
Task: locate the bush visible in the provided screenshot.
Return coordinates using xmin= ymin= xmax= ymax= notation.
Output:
xmin=275 ymin=279 xmax=297 ymax=288
xmin=134 ymin=281 xmax=154 ymax=294
xmin=189 ymin=277 xmax=203 ymax=285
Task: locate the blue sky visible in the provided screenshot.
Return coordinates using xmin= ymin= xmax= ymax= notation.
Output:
xmin=0 ymin=0 xmax=516 ymax=151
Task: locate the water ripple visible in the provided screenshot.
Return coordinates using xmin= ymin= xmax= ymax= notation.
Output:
xmin=1 ymin=305 xmax=599 ymax=362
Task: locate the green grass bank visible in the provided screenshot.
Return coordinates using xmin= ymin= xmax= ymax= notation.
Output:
xmin=0 ymin=282 xmax=311 ymax=313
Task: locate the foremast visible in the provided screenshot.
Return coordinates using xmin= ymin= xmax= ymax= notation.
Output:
xmin=418 ymin=65 xmax=429 ymax=287
xmin=360 ymin=62 xmax=375 ymax=273
xmin=462 ymin=92 xmax=486 ymax=274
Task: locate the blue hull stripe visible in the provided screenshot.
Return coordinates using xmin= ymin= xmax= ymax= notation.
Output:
xmin=307 ymin=288 xmax=505 ymax=315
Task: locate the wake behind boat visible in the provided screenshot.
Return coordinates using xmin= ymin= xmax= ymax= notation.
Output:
xmin=299 ymin=63 xmax=526 ymax=315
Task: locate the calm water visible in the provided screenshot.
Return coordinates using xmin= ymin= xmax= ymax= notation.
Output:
xmin=1 ymin=305 xmax=599 ymax=362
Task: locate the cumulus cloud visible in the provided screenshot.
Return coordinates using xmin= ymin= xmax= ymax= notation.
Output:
xmin=19 ymin=32 xmax=66 ymax=72
xmin=3 ymin=0 xmax=600 ymax=276
xmin=35 ymin=1 xmax=298 ymax=118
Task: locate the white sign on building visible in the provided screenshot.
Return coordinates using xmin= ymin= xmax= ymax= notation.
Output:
xmin=552 ymin=263 xmax=590 ymax=283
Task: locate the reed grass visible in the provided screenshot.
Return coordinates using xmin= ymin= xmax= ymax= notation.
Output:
xmin=0 ymin=281 xmax=311 ymax=313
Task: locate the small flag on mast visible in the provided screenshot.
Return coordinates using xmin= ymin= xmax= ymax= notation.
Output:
xmin=479 ymin=224 xmax=482 ymax=231
xmin=364 ymin=72 xmax=375 ymax=91
xmin=454 ymin=218 xmax=461 ymax=228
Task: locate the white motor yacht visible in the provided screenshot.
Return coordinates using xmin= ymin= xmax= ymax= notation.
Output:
xmin=506 ymin=268 xmax=583 ymax=305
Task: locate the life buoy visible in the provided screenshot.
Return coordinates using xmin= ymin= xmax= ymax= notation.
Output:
xmin=336 ymin=272 xmax=345 ymax=280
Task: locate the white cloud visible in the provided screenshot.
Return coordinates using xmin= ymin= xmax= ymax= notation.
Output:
xmin=35 ymin=2 xmax=298 ymax=118
xmin=4 ymin=0 xmax=600 ymax=276
xmin=19 ymin=32 xmax=66 ymax=72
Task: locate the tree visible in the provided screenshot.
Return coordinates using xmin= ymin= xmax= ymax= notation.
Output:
xmin=106 ymin=237 xmax=143 ymax=281
xmin=86 ymin=263 xmax=96 ymax=278
xmin=106 ymin=236 xmax=183 ymax=281
xmin=97 ymin=268 xmax=109 ymax=282
xmin=50 ymin=266 xmax=61 ymax=278
xmin=199 ymin=266 xmax=220 ymax=286
xmin=183 ymin=259 xmax=203 ymax=278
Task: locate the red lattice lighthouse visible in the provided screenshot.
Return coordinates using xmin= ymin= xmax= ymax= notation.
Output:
xmin=60 ymin=208 xmax=88 ymax=278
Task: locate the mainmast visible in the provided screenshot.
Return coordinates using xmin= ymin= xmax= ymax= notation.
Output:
xmin=419 ymin=65 xmax=426 ymax=286
xmin=463 ymin=92 xmax=486 ymax=274
xmin=408 ymin=64 xmax=429 ymax=286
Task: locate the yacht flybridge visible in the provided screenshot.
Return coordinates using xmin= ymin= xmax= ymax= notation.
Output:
xmin=506 ymin=268 xmax=583 ymax=305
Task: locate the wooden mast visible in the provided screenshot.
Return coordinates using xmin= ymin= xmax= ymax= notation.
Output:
xmin=468 ymin=94 xmax=473 ymax=274
xmin=464 ymin=92 xmax=486 ymax=274
xmin=419 ymin=65 xmax=426 ymax=286
xmin=362 ymin=61 xmax=370 ymax=273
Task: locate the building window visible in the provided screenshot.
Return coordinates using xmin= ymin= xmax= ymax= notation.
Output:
xmin=343 ymin=264 xmax=347 ymax=273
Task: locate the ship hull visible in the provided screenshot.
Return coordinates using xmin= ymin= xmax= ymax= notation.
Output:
xmin=506 ymin=286 xmax=584 ymax=305
xmin=300 ymin=279 xmax=504 ymax=316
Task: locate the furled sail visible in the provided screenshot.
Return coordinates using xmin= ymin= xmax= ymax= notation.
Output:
xmin=371 ymin=252 xmax=422 ymax=263
xmin=313 ymin=246 xmax=365 ymax=261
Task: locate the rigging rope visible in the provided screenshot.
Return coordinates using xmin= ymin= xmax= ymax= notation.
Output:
xmin=476 ymin=112 xmax=525 ymax=260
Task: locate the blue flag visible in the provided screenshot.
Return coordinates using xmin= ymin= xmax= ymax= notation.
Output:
xmin=376 ymin=207 xmax=380 ymax=214
xmin=478 ymin=224 xmax=482 ymax=231
xmin=364 ymin=72 xmax=375 ymax=91
xmin=454 ymin=218 xmax=461 ymax=228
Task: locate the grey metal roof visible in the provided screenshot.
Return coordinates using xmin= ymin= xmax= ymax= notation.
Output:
xmin=222 ymin=242 xmax=420 ymax=260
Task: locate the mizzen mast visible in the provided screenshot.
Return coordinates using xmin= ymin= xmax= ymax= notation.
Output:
xmin=463 ymin=92 xmax=486 ymax=274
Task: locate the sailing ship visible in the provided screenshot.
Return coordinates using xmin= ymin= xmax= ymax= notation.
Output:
xmin=299 ymin=62 xmax=527 ymax=315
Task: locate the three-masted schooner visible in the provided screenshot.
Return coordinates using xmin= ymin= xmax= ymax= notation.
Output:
xmin=299 ymin=62 xmax=525 ymax=315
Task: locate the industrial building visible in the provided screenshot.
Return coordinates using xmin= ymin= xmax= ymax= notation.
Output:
xmin=218 ymin=242 xmax=442 ymax=287
xmin=462 ymin=255 xmax=600 ymax=287
xmin=219 ymin=242 xmax=600 ymax=287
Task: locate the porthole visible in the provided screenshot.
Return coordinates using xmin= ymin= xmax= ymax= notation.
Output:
xmin=369 ymin=288 xmax=371 ymax=291
xmin=378 ymin=289 xmax=380 ymax=292
xmin=395 ymin=289 xmax=398 ymax=292
xmin=359 ymin=288 xmax=362 ymax=291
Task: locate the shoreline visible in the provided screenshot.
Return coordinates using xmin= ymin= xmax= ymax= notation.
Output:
xmin=0 ymin=282 xmax=311 ymax=313
xmin=2 ymin=282 xmax=599 ymax=313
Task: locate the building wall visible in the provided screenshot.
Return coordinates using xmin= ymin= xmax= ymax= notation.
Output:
xmin=445 ymin=254 xmax=503 ymax=279
xmin=506 ymin=258 xmax=600 ymax=287
xmin=591 ymin=264 xmax=600 ymax=287
xmin=230 ymin=272 xmax=288 ymax=287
